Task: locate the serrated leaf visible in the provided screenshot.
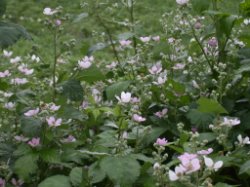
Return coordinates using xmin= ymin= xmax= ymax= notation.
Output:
xmin=187 ymin=109 xmax=215 ymax=127
xmin=76 ymin=65 xmax=105 ymax=83
xmin=0 ymin=0 xmax=6 ymax=16
xmin=74 ymin=12 xmax=89 ymax=23
xmin=88 ymin=163 xmax=106 ymax=184
xmin=197 ymin=132 xmax=216 ymax=142
xmin=100 ymin=156 xmax=140 ymax=185
xmin=40 ymin=148 xmax=61 ymax=163
xmin=0 ymin=22 xmax=31 ymax=48
xmin=105 ymin=81 xmax=131 ymax=100
xmin=197 ymin=97 xmax=228 ymax=114
xmin=20 ymin=117 xmax=42 ymax=137
xmin=239 ymin=160 xmax=250 ymax=175
xmin=192 ymin=0 xmax=210 ymax=14
xmin=88 ymin=43 xmax=107 ymax=55
xmin=38 ymin=175 xmax=71 ymax=187
xmin=69 ymin=167 xmax=83 ymax=186
xmin=61 ymin=79 xmax=83 ymax=101
xmin=14 ymin=154 xmax=38 ymax=179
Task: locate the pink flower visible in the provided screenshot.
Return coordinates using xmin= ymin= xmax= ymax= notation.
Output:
xmin=0 ymin=70 xmax=11 ymax=78
xmin=61 ymin=135 xmax=76 ymax=143
xmin=132 ymin=114 xmax=146 ymax=122
xmin=152 ymin=36 xmax=160 ymax=41
xmin=24 ymin=108 xmax=39 ymax=117
xmin=154 ymin=108 xmax=168 ymax=118
xmin=176 ymin=0 xmax=189 ymax=5
xmin=148 ymin=62 xmax=162 ymax=75
xmin=204 ymin=156 xmax=223 ymax=171
xmin=46 ymin=116 xmax=62 ymax=127
xmin=156 ymin=138 xmax=168 ymax=146
xmin=0 ymin=178 xmax=5 ymax=187
xmin=178 ymin=153 xmax=200 ymax=174
xmin=14 ymin=135 xmax=29 ymax=142
xmin=169 ymin=165 xmax=186 ymax=181
xmin=140 ymin=36 xmax=151 ymax=42
xmin=197 ymin=148 xmax=213 ymax=155
xmin=119 ymin=40 xmax=132 ymax=46
xmin=11 ymin=78 xmax=28 ymax=85
xmin=208 ymin=37 xmax=218 ymax=48
xmin=28 ymin=137 xmax=40 ymax=147
xmin=78 ymin=56 xmax=93 ymax=69
xmin=49 ymin=103 xmax=60 ymax=111
xmin=18 ymin=64 xmax=34 ymax=75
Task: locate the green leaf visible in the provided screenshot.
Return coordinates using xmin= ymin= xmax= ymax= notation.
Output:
xmin=40 ymin=148 xmax=61 ymax=163
xmin=69 ymin=167 xmax=83 ymax=187
xmin=14 ymin=154 xmax=38 ymax=179
xmin=215 ymin=183 xmax=235 ymax=187
xmin=105 ymin=81 xmax=131 ymax=100
xmin=76 ymin=65 xmax=105 ymax=83
xmin=197 ymin=132 xmax=216 ymax=142
xmin=38 ymin=175 xmax=71 ymax=187
xmin=186 ymin=109 xmax=215 ymax=127
xmin=58 ymin=105 xmax=87 ymax=121
xmin=0 ymin=80 xmax=8 ymax=91
xmin=61 ymin=79 xmax=83 ymax=101
xmin=74 ymin=12 xmax=89 ymax=23
xmin=88 ymin=163 xmax=106 ymax=184
xmin=0 ymin=22 xmax=31 ymax=48
xmin=0 ymin=0 xmax=6 ymax=17
xmin=20 ymin=117 xmax=42 ymax=137
xmin=100 ymin=156 xmax=140 ymax=186
xmin=192 ymin=0 xmax=210 ymax=14
xmin=239 ymin=160 xmax=250 ymax=175
xmin=117 ymin=32 xmax=134 ymax=40
xmin=197 ymin=97 xmax=228 ymax=114
xmin=240 ymin=0 xmax=250 ymax=17
xmin=88 ymin=43 xmax=107 ymax=55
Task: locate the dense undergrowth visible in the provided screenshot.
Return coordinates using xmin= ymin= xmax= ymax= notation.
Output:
xmin=0 ymin=0 xmax=250 ymax=186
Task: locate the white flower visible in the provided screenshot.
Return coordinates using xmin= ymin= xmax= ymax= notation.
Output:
xmin=140 ymin=36 xmax=151 ymax=42
xmin=43 ymin=7 xmax=57 ymax=15
xmin=11 ymin=78 xmax=28 ymax=85
xmin=119 ymin=40 xmax=132 ymax=46
xmin=31 ymin=55 xmax=40 ymax=63
xmin=204 ymin=156 xmax=223 ymax=172
xmin=46 ymin=116 xmax=62 ymax=127
xmin=153 ymin=162 xmax=160 ymax=170
xmin=153 ymin=76 xmax=167 ymax=85
xmin=237 ymin=134 xmax=250 ymax=145
xmin=115 ymin=91 xmax=131 ymax=103
xmin=176 ymin=0 xmax=189 ymax=5
xmin=24 ymin=108 xmax=39 ymax=117
xmin=0 ymin=70 xmax=11 ymax=78
xmin=10 ymin=56 xmax=21 ymax=64
xmin=4 ymin=102 xmax=16 ymax=110
xmin=169 ymin=165 xmax=186 ymax=181
xmin=220 ymin=117 xmax=240 ymax=127
xmin=78 ymin=56 xmax=93 ymax=69
xmin=18 ymin=64 xmax=34 ymax=75
xmin=3 ymin=50 xmax=13 ymax=58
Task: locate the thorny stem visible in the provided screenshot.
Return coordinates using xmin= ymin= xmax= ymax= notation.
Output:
xmin=129 ymin=0 xmax=137 ymax=55
xmin=95 ymin=14 xmax=125 ymax=73
xmin=52 ymin=29 xmax=57 ymax=102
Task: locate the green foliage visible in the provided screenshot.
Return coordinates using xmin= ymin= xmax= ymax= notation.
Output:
xmin=14 ymin=154 xmax=38 ymax=180
xmin=61 ymin=79 xmax=83 ymax=101
xmin=75 ymin=65 xmax=105 ymax=83
xmin=192 ymin=0 xmax=210 ymax=14
xmin=197 ymin=97 xmax=228 ymax=114
xmin=0 ymin=22 xmax=30 ymax=48
xmin=0 ymin=0 xmax=6 ymax=16
xmin=239 ymin=160 xmax=250 ymax=175
xmin=100 ymin=156 xmax=141 ymax=186
xmin=105 ymin=81 xmax=131 ymax=100
xmin=38 ymin=175 xmax=71 ymax=187
xmin=69 ymin=167 xmax=83 ymax=186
